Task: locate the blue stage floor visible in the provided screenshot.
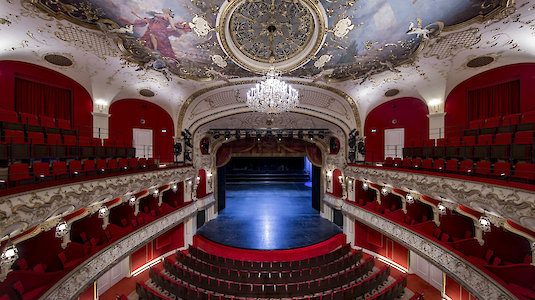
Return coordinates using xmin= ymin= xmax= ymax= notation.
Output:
xmin=196 ymin=182 xmax=342 ymax=250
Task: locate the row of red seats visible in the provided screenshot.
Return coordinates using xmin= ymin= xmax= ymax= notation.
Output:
xmin=405 ymin=131 xmax=534 ymax=162
xmin=384 ymin=157 xmax=535 ymax=183
xmin=0 ymin=109 xmax=74 ymax=134
xmin=7 ymin=157 xmax=155 ymax=187
xmin=463 ymin=112 xmax=535 ymax=136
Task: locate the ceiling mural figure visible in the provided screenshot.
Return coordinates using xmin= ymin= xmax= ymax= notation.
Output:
xmin=34 ymin=0 xmax=506 ymax=82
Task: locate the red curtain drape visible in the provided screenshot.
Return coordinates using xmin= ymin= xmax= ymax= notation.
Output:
xmin=467 ymin=80 xmax=520 ymax=122
xmin=15 ymin=77 xmax=72 ymax=121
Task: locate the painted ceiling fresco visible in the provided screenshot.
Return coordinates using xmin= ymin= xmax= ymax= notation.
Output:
xmin=35 ymin=0 xmax=505 ymax=82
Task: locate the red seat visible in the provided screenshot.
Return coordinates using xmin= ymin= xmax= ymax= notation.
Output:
xmin=12 ymin=280 xmax=47 ymax=300
xmin=433 ymin=159 xmax=445 ymax=171
xmin=446 ymin=137 xmax=461 ymax=158
xmin=393 ymin=157 xmax=402 ymax=167
xmin=519 ymin=111 xmax=535 ymax=132
xmin=422 ymin=158 xmax=433 ymax=169
xmin=9 ymin=163 xmax=33 ymax=186
xmin=78 ymin=136 xmax=91 ymax=146
xmin=512 ymin=131 xmax=534 ymax=161
xmin=513 ymin=163 xmax=535 ymax=182
xmin=39 ymin=115 xmax=56 ymax=128
xmin=460 ymin=136 xmax=476 ymax=159
xmin=119 ymin=158 xmax=128 ymax=170
xmin=459 ymin=160 xmax=474 ymax=175
xmin=69 ymin=160 xmax=83 ymax=176
xmin=56 ymin=119 xmax=71 ymax=129
xmin=52 ymin=161 xmax=69 ymax=180
xmin=411 ymin=158 xmax=422 ymax=168
xmin=147 ymin=158 xmax=155 ymax=167
xmin=91 ymin=138 xmax=102 ymax=146
xmin=139 ymin=157 xmax=147 ymax=168
xmin=469 ymin=119 xmax=484 ymax=129
xmin=20 ymin=112 xmax=41 ymax=132
xmin=475 ymin=160 xmax=492 ymax=176
xmin=58 ymin=251 xmax=83 ymax=269
xmin=63 ymin=135 xmax=77 ymax=146
xmin=96 ymin=159 xmax=107 ymax=173
xmin=4 ymin=129 xmax=25 ymax=144
xmin=78 ymin=136 xmax=94 ymax=158
xmin=491 ymin=133 xmax=512 ymax=160
xmin=499 ymin=113 xmax=521 ymax=133
xmin=33 ymin=162 xmax=53 ymax=182
xmin=401 ymin=158 xmax=411 ymax=168
xmin=83 ymin=159 xmax=97 ymax=175
xmin=384 ymin=157 xmax=394 ymax=166
xmin=492 ymin=162 xmax=511 ymax=178
xmin=445 ymin=159 xmax=458 ymax=173
xmin=128 ymin=158 xmax=139 ymax=169
xmin=474 ymin=134 xmax=493 ymax=159
xmin=484 ymin=116 xmax=501 ymax=128
xmin=108 ymin=159 xmax=119 ymax=172
xmin=0 ymin=108 xmax=20 ymax=124
xmin=47 ymin=133 xmax=62 ymax=145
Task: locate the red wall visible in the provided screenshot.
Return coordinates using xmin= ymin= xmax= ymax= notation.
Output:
xmin=445 ymin=63 xmax=535 ymax=136
xmin=196 ymin=169 xmax=207 ymax=199
xmin=109 ymin=99 xmax=174 ymax=162
xmin=131 ymin=222 xmax=184 ymax=272
xmin=445 ymin=274 xmax=477 ymax=300
xmin=364 ymin=97 xmax=429 ymax=162
xmin=354 ymin=220 xmax=409 ymax=269
xmin=332 ymin=169 xmax=343 ymax=197
xmin=0 ymin=60 xmax=93 ymax=135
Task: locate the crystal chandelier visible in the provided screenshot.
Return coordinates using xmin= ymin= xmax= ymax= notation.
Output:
xmin=246 ymin=69 xmax=299 ymax=114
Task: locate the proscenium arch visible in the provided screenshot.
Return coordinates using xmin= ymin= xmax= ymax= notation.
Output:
xmin=176 ymin=80 xmax=362 ymax=137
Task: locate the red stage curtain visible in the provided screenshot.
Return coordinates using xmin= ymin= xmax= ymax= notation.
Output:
xmin=467 ymin=80 xmax=520 ymax=122
xmin=15 ymin=77 xmax=72 ymax=121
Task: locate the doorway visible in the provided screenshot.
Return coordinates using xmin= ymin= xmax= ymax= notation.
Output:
xmin=133 ymin=128 xmax=153 ymax=158
xmin=384 ymin=128 xmax=404 ymax=159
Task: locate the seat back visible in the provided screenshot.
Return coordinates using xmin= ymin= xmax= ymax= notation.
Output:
xmin=401 ymin=158 xmax=411 ymax=167
xmin=475 ymin=161 xmax=492 ymax=176
xmin=20 ymin=113 xmax=39 ymax=126
xmin=0 ymin=109 xmax=19 ymax=124
xmin=422 ymin=159 xmax=433 ymax=169
xmin=9 ymin=163 xmax=30 ymax=181
xmin=513 ymin=163 xmax=535 ymax=180
xmin=384 ymin=157 xmax=394 ymax=166
xmin=63 ymin=135 xmax=77 ymax=146
xmin=477 ymin=134 xmax=493 ymax=145
xmin=119 ymin=158 xmax=128 ymax=169
xmin=47 ymin=133 xmax=62 ymax=145
xmin=492 ymin=162 xmax=511 ymax=177
xmin=83 ymin=159 xmax=95 ymax=172
xmin=69 ymin=161 xmax=83 ymax=174
xmin=469 ymin=119 xmax=484 ymax=129
xmin=4 ymin=130 xmax=25 ymax=144
xmin=514 ymin=131 xmax=534 ymax=144
xmin=446 ymin=160 xmax=458 ymax=172
xmin=28 ymin=132 xmax=45 ymax=145
xmin=433 ymin=159 xmax=445 ymax=171
xmin=494 ymin=133 xmax=512 ymax=145
xmin=459 ymin=160 xmax=473 ymax=174
xmin=52 ymin=161 xmax=68 ymax=175
xmin=40 ymin=116 xmax=56 ymax=128
xmin=57 ymin=119 xmax=71 ymax=129
xmin=411 ymin=158 xmax=422 ymax=168
xmin=503 ymin=113 xmax=521 ymax=125
xmin=33 ymin=162 xmax=51 ymax=176
xmin=484 ymin=116 xmax=501 ymax=128
xmin=108 ymin=159 xmax=118 ymax=169
xmin=129 ymin=158 xmax=138 ymax=168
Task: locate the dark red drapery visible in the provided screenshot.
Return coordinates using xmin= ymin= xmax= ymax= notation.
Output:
xmin=15 ymin=77 xmax=72 ymax=121
xmin=467 ymin=80 xmax=520 ymax=122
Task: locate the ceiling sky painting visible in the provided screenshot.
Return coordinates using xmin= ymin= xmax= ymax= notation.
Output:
xmin=35 ymin=0 xmax=505 ymax=82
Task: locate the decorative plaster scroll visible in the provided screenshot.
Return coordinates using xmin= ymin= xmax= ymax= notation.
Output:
xmin=41 ymin=195 xmax=215 ymax=300
xmin=324 ymin=196 xmax=516 ymax=300
xmin=345 ymin=166 xmax=535 ymax=232
xmin=0 ymin=167 xmax=195 ymax=235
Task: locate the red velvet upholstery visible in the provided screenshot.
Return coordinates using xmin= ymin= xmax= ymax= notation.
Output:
xmin=492 ymin=162 xmax=511 ymax=177
xmin=411 ymin=158 xmax=422 ymax=168
xmin=433 ymin=159 xmax=445 ymax=171
xmin=9 ymin=164 xmax=32 ymax=184
xmin=96 ymin=159 xmax=107 ymax=173
xmin=0 ymin=109 xmax=20 ymax=123
xmin=83 ymin=160 xmax=96 ymax=174
xmin=384 ymin=157 xmax=394 ymax=166
xmin=521 ymin=111 xmax=535 ymax=124
xmin=477 ymin=134 xmax=494 ymax=145
xmin=393 ymin=157 xmax=402 ymax=167
xmin=484 ymin=116 xmax=501 ymax=128
xmin=401 ymin=158 xmax=411 ymax=168
xmin=139 ymin=157 xmax=147 ymax=167
xmin=20 ymin=113 xmax=39 ymax=126
xmin=78 ymin=136 xmax=91 ymax=146
xmin=32 ymin=263 xmax=46 ymax=273
xmin=12 ymin=280 xmax=47 ymax=300
xmin=503 ymin=113 xmax=521 ymax=125
xmin=52 ymin=161 xmax=69 ymax=179
xmin=17 ymin=258 xmax=29 ymax=271
xmin=56 ymin=119 xmax=71 ymax=129
xmin=33 ymin=162 xmax=52 ymax=180
xmin=421 ymin=159 xmax=433 ymax=169
xmin=129 ymin=158 xmax=139 ymax=169
xmin=463 ymin=136 xmax=476 ymax=146
xmin=119 ymin=158 xmax=128 ymax=170
xmin=148 ymin=158 xmax=155 ymax=167
xmin=436 ymin=138 xmax=446 ymax=146
xmin=57 ymin=251 xmax=83 ymax=269
xmin=4 ymin=130 xmax=25 ymax=144
xmin=39 ymin=116 xmax=56 ymax=128
xmin=495 ymin=133 xmax=513 ymax=145
xmin=91 ymin=138 xmax=102 ymax=146
xmin=46 ymin=133 xmax=62 ymax=145
xmin=475 ymin=161 xmax=492 ymax=176
xmin=445 ymin=160 xmax=458 ymax=173
xmin=469 ymin=119 xmax=484 ymax=129
xmin=459 ymin=160 xmax=473 ymax=174
xmin=513 ymin=163 xmax=535 ymax=182
xmin=69 ymin=160 xmax=83 ymax=176
xmin=63 ymin=135 xmax=76 ymax=146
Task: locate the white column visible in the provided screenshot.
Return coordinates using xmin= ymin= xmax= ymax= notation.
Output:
xmin=184 ymin=180 xmax=193 ymax=203
xmin=427 ymin=112 xmax=446 ymax=140
xmin=184 ymin=216 xmax=196 ymax=246
xmin=343 ymin=214 xmax=355 ymax=246
xmin=321 ymin=202 xmax=333 ymax=221
xmin=92 ymin=112 xmax=110 ymax=140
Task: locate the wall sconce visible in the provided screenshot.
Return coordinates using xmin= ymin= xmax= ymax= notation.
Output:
xmin=98 ymin=206 xmax=109 ymax=219
xmin=129 ymin=195 xmax=136 ymax=206
xmin=95 ymin=99 xmax=108 ymax=112
xmin=338 ymin=176 xmax=343 ymax=184
xmin=406 ymin=194 xmax=415 ymax=204
xmin=0 ymin=240 xmax=18 ymax=265
xmin=381 ymin=187 xmax=389 ymax=196
xmin=362 ymin=182 xmax=369 ymax=191
xmin=172 ymin=184 xmax=178 ymax=193
xmin=437 ymin=203 xmax=447 ymax=215
xmin=153 ymin=189 xmax=159 ymax=198
xmin=196 ymin=176 xmax=201 ymax=184
xmin=479 ymin=214 xmax=492 ymax=233
xmin=428 ymin=98 xmax=442 ymax=114
xmin=55 ymin=220 xmax=69 ymax=238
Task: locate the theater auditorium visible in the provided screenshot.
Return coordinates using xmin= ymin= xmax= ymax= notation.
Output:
xmin=0 ymin=0 xmax=534 ymax=299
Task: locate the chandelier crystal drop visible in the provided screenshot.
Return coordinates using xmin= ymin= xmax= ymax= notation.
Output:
xmin=246 ymin=70 xmax=299 ymax=114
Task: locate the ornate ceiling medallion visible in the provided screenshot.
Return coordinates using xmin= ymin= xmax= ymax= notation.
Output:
xmin=217 ymin=0 xmax=327 ymax=73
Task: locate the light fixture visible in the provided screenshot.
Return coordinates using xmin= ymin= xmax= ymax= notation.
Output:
xmin=129 ymin=195 xmax=136 ymax=206
xmin=0 ymin=240 xmax=18 ymax=265
xmin=437 ymin=203 xmax=447 ymax=215
xmin=381 ymin=187 xmax=389 ymax=196
xmin=246 ymin=68 xmax=299 ymax=114
xmin=479 ymin=213 xmax=492 ymax=233
xmin=55 ymin=220 xmax=69 ymax=238
xmin=362 ymin=182 xmax=369 ymax=191
xmin=406 ymin=194 xmax=414 ymax=204
xmin=98 ymin=206 xmax=109 ymax=219
xmin=172 ymin=184 xmax=178 ymax=193
xmin=153 ymin=189 xmax=159 ymax=198
xmin=338 ymin=176 xmax=343 ymax=184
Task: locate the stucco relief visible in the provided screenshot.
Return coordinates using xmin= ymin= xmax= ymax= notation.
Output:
xmin=323 ymin=195 xmax=515 ymax=300
xmin=0 ymin=167 xmax=195 ymax=236
xmin=345 ymin=166 xmax=535 ymax=232
xmin=42 ymin=195 xmax=215 ymax=299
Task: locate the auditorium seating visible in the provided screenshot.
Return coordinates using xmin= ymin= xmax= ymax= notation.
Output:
xmin=137 ymin=244 xmax=407 ymax=300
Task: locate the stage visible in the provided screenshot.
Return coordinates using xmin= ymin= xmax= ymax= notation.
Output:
xmin=196 ymin=182 xmax=342 ymax=250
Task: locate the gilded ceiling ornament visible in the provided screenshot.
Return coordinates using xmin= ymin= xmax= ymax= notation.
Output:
xmin=210 ymin=54 xmax=228 ymax=68
xmin=189 ymin=15 xmax=212 ymax=37
xmin=332 ymin=17 xmax=355 ymax=38
xmin=314 ymin=54 xmax=332 ymax=68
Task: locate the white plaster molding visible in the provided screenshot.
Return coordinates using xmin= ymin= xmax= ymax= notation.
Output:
xmin=0 ymin=167 xmax=195 ymax=236
xmin=332 ymin=198 xmax=516 ymax=300
xmin=345 ymin=165 xmax=535 ymax=232
xmin=41 ymin=198 xmax=214 ymax=299
xmin=323 ymin=193 xmax=345 ymax=209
